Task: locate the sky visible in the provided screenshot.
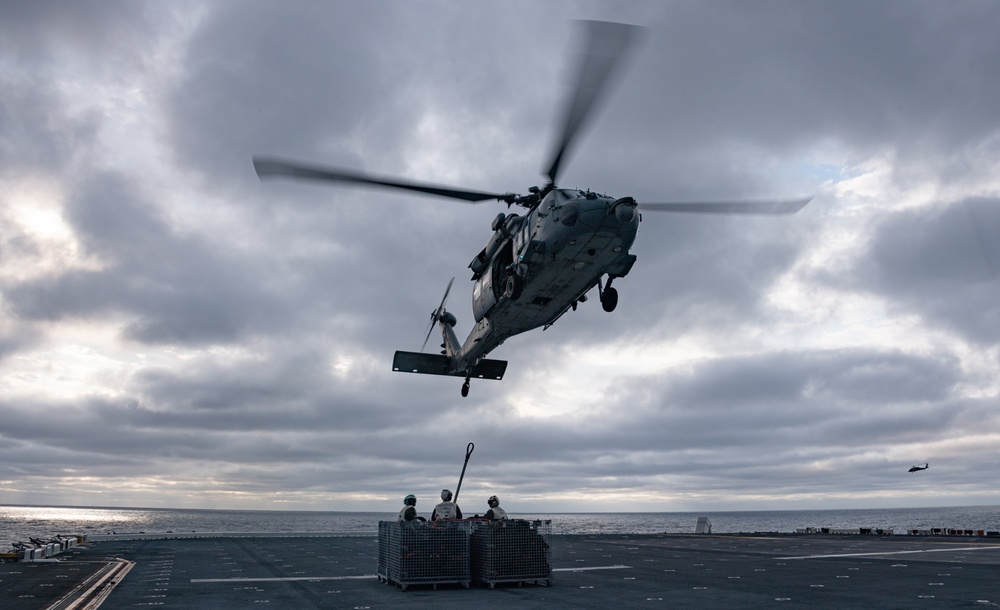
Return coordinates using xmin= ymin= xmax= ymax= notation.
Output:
xmin=2 ymin=0 xmax=1000 ymax=514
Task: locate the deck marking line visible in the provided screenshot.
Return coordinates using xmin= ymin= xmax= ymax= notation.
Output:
xmin=780 ymin=546 xmax=1000 ymax=560
xmin=192 ymin=575 xmax=377 ymax=583
xmin=553 ymin=564 xmax=632 ymax=572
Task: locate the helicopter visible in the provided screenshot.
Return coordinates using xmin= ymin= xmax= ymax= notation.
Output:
xmin=254 ymin=21 xmax=811 ymax=397
xmin=908 ymin=463 xmax=929 ymax=473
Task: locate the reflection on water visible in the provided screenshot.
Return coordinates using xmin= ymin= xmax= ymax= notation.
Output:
xmin=1 ymin=505 xmax=149 ymax=542
xmin=3 ymin=505 xmax=143 ymax=523
xmin=2 ymin=504 xmax=998 ymax=546
xmin=0 ymin=505 xmax=397 ymax=544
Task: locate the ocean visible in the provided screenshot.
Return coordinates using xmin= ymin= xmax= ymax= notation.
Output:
xmin=2 ymin=504 xmax=999 ymax=546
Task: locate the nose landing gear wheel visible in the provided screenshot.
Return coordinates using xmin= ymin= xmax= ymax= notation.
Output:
xmin=461 ymin=379 xmax=470 ymax=397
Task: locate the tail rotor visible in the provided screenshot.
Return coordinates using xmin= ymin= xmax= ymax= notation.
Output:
xmin=421 ymin=277 xmax=454 ymax=352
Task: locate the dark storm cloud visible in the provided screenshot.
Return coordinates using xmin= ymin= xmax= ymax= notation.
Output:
xmin=0 ymin=0 xmax=168 ymax=172
xmin=557 ymin=349 xmax=961 ymax=456
xmin=1 ymin=344 xmax=978 ymax=505
xmin=657 ymin=349 xmax=959 ymax=409
xmin=5 ymin=171 xmax=298 ymax=345
xmin=445 ymin=348 xmax=988 ymax=504
xmin=126 ymin=351 xmax=426 ymax=433
xmin=831 ymin=197 xmax=1000 ymax=345
xmin=567 ymin=1 xmax=1000 ymax=201
xmin=0 ymin=82 xmax=97 ymax=171
xmin=0 ymin=0 xmax=152 ymax=55
xmin=166 ymin=2 xmax=564 ymax=195
xmin=167 ymin=3 xmax=410 ymax=184
xmin=0 ymin=310 xmax=40 ymax=363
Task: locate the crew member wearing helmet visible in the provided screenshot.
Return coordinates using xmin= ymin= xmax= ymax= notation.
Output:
xmin=485 ymin=495 xmax=508 ymax=520
xmin=398 ymin=494 xmax=422 ymax=522
xmin=432 ymin=489 xmax=463 ymax=520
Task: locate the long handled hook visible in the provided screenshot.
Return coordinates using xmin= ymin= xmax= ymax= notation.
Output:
xmin=454 ymin=442 xmax=474 ymax=503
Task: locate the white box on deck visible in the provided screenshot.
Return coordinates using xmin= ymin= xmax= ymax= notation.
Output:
xmin=695 ymin=517 xmax=712 ymax=534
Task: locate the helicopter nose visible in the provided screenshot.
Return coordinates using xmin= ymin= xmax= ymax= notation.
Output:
xmin=612 ymin=197 xmax=637 ymax=223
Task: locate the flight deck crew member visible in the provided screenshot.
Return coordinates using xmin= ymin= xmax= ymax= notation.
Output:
xmin=398 ymin=494 xmax=420 ymax=522
xmin=432 ymin=489 xmax=462 ymax=520
xmin=485 ymin=495 xmax=507 ymax=520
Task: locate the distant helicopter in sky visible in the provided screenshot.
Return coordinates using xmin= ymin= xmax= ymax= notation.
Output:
xmin=908 ymin=463 xmax=929 ymax=473
xmin=254 ymin=21 xmax=810 ymax=397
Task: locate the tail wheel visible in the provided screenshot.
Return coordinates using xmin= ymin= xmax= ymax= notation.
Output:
xmin=601 ymin=286 xmax=618 ymax=312
xmin=504 ymin=274 xmax=524 ymax=300
xmin=461 ymin=379 xmax=470 ymax=397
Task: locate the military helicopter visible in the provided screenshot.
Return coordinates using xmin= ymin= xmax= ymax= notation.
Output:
xmin=254 ymin=21 xmax=811 ymax=397
xmin=908 ymin=463 xmax=929 ymax=473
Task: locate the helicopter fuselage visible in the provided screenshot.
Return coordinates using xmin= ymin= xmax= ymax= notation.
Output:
xmin=437 ymin=188 xmax=640 ymax=373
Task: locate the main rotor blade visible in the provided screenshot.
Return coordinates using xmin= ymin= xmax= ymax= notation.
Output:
xmin=421 ymin=277 xmax=454 ymax=352
xmin=640 ymin=197 xmax=813 ymax=215
xmin=254 ymin=157 xmax=508 ymax=203
xmin=544 ymin=21 xmax=643 ymax=186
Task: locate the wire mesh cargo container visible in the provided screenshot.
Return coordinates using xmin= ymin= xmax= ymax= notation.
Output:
xmin=378 ymin=520 xmax=471 ymax=590
xmin=470 ymin=519 xmax=552 ymax=588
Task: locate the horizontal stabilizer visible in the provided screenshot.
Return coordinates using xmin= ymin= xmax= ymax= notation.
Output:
xmin=392 ymin=351 xmax=507 ymax=380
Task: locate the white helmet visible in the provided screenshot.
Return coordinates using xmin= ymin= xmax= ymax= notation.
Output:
xmin=441 ymin=489 xmax=453 ymax=501
xmin=488 ymin=495 xmax=499 ymax=508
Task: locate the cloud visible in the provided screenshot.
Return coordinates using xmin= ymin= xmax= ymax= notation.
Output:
xmin=833 ymin=197 xmax=1000 ymax=345
xmin=2 ymin=1 xmax=999 ymax=513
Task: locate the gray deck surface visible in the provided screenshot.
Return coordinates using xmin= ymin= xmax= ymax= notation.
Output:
xmin=5 ymin=533 xmax=1000 ymax=609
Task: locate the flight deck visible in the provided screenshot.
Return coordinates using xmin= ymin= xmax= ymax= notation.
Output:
xmin=5 ymin=531 xmax=1000 ymax=609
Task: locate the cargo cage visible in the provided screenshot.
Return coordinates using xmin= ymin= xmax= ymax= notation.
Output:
xmin=470 ymin=518 xmax=552 ymax=588
xmin=378 ymin=520 xmax=471 ymax=590
xmin=377 ymin=519 xmax=552 ymax=590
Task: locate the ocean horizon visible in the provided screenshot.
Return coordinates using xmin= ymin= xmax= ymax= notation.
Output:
xmin=3 ymin=503 xmax=999 ymax=546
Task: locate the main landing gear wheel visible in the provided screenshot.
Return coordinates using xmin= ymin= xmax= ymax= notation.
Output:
xmin=601 ymin=286 xmax=618 ymax=312
xmin=461 ymin=379 xmax=470 ymax=397
xmin=504 ymin=274 xmax=524 ymax=300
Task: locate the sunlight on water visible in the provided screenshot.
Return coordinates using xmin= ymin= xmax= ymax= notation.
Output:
xmin=3 ymin=506 xmax=140 ymax=523
xmin=1 ymin=505 xmax=153 ymax=544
